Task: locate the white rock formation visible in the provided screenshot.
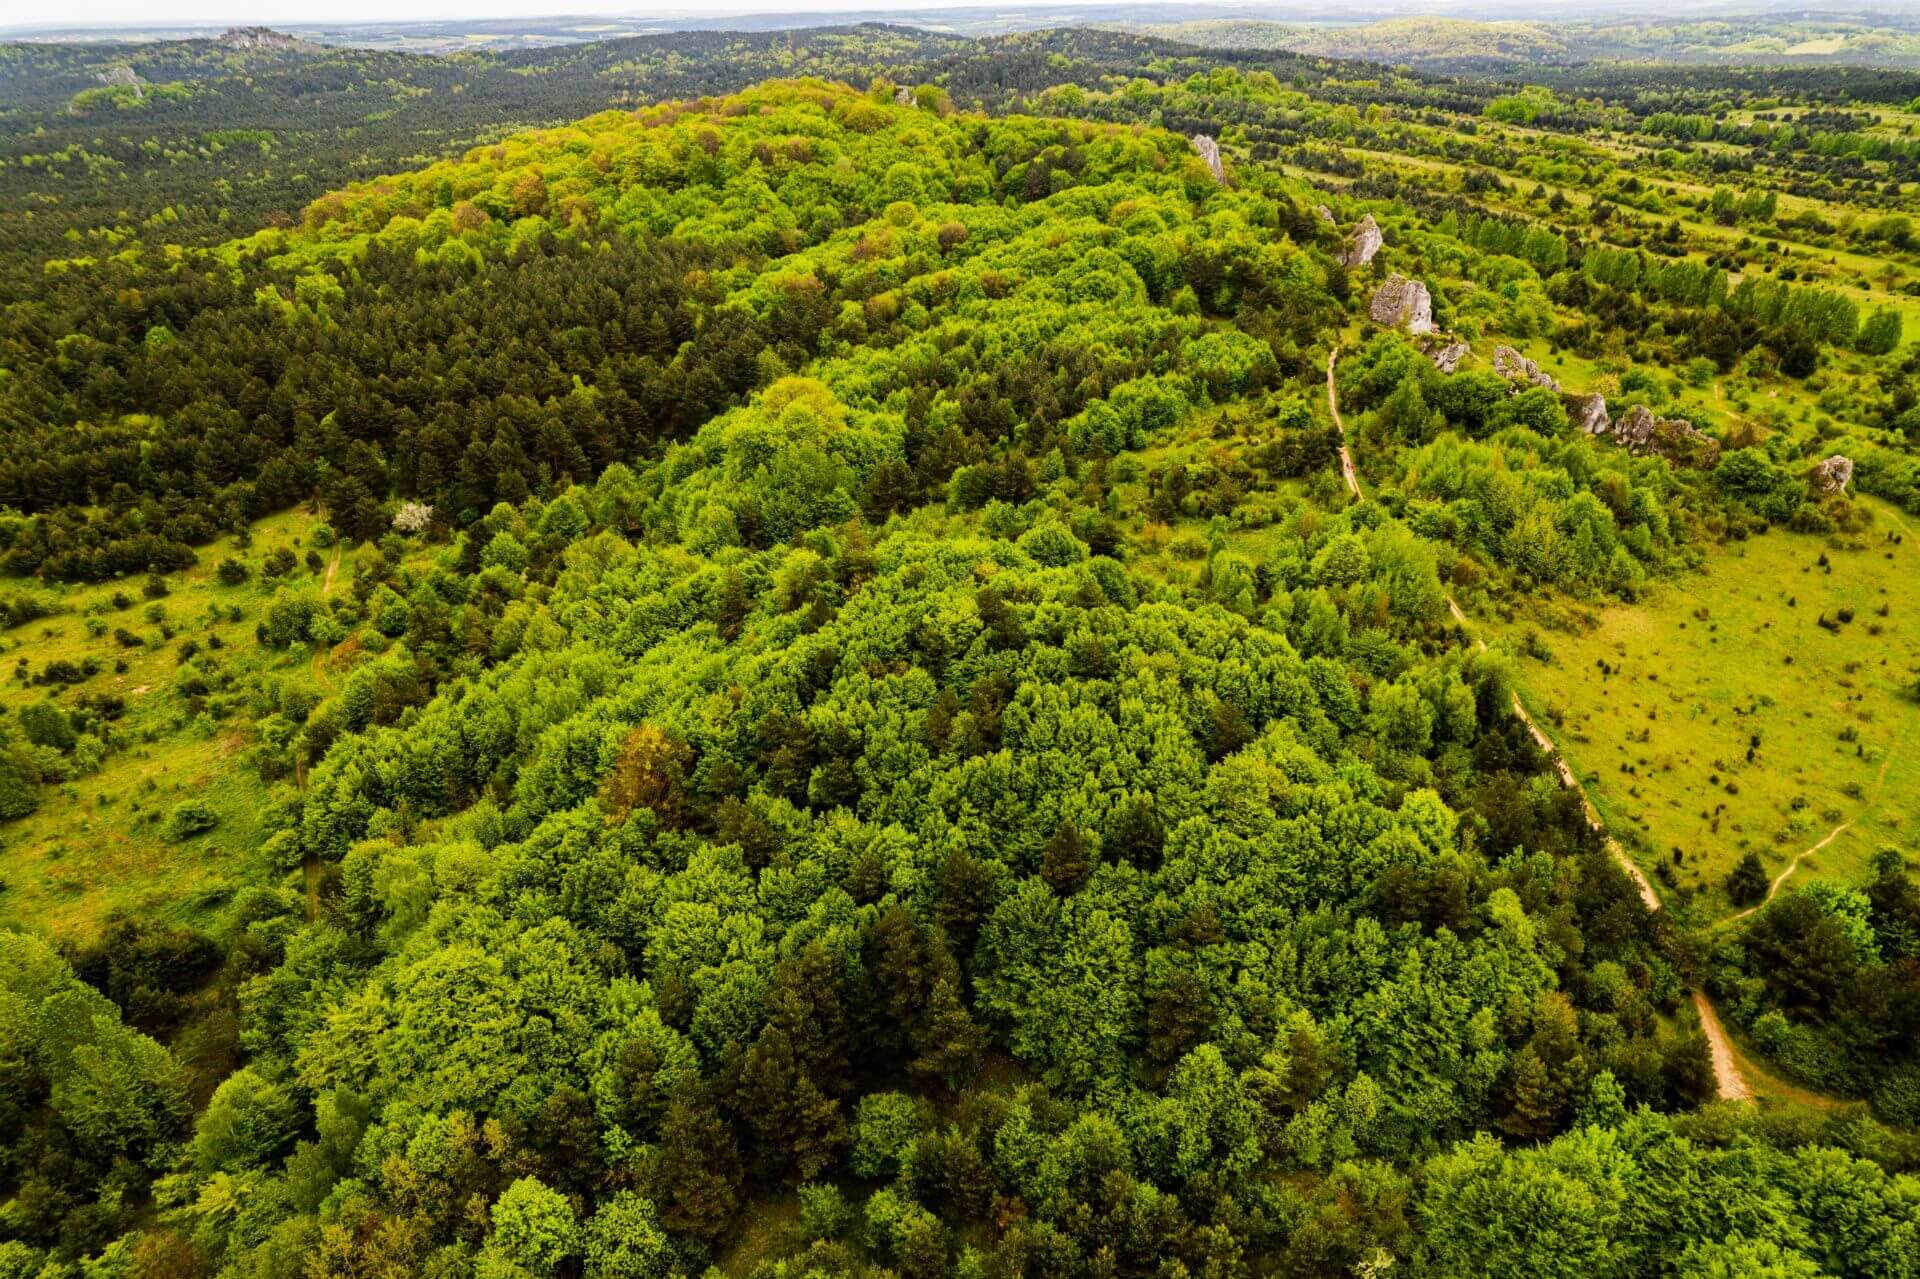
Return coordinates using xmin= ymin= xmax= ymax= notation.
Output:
xmin=1340 ymin=214 xmax=1383 ymax=269
xmin=1602 ymin=404 xmax=1720 ymax=467
xmin=96 ymin=65 xmax=143 ymax=100
xmin=1191 ymin=134 xmax=1225 ymax=186
xmin=1492 ymin=345 xmax=1562 ymax=392
xmin=1422 ymin=338 xmax=1471 ymax=374
xmin=1811 ymin=454 xmax=1854 ymax=495
xmin=1369 ymin=274 xmax=1433 ymax=335
xmin=1567 ymin=392 xmax=1610 ymax=437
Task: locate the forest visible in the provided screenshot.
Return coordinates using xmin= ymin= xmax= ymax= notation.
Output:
xmin=0 ymin=17 xmax=1918 ymax=1279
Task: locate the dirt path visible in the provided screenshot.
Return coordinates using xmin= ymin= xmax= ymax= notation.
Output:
xmin=321 ymin=543 xmax=342 ymax=596
xmin=1724 ymin=734 xmax=1904 ymax=925
xmin=298 ymin=543 xmax=343 ymax=923
xmin=310 ymin=638 xmax=335 ymax=692
xmin=1326 ymin=347 xmax=1363 ymax=501
xmin=308 ymin=545 xmax=345 ymax=693
xmin=1693 ymin=990 xmax=1754 ymax=1101
xmin=1448 ymin=595 xmax=1661 ymax=913
xmin=1331 ymin=352 xmax=1740 ymax=1096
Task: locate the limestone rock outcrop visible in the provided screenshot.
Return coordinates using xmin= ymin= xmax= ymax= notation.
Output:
xmin=1492 ymin=345 xmax=1562 ymax=393
xmin=1605 ymin=404 xmax=1721 ymax=468
xmin=894 ymin=85 xmax=915 ymax=106
xmin=1421 ymin=337 xmax=1471 ymax=374
xmin=1315 ymin=204 xmax=1336 ymax=227
xmin=1609 ymin=403 xmax=1662 ymax=451
xmin=1810 ymin=454 xmax=1854 ymax=495
xmin=219 ymin=26 xmax=301 ymax=50
xmin=95 ymin=65 xmax=143 ymax=100
xmin=1369 ymin=274 xmax=1433 ymax=335
xmin=1340 ymin=214 xmax=1383 ymax=269
xmin=1567 ymin=392 xmax=1610 ymax=437
xmin=1191 ymin=134 xmax=1225 ymax=186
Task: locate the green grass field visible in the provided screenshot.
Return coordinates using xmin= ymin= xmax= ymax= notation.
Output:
xmin=0 ymin=510 xmax=341 ymax=941
xmin=1501 ymin=497 xmax=1919 ymax=919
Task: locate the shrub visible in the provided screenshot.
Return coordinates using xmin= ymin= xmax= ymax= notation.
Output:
xmin=798 ymin=1182 xmax=851 ymax=1241
xmin=162 ymin=798 xmax=220 ymax=842
xmin=1870 ymin=1064 xmax=1920 ymax=1127
xmin=19 ymin=702 xmax=75 ymax=752
xmin=0 ymin=743 xmax=41 ymax=820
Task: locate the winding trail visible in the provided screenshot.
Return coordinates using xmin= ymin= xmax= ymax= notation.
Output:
xmin=310 ymin=544 xmax=344 ymax=693
xmin=1693 ymin=991 xmax=1754 ymax=1101
xmin=1326 ymin=347 xmax=1363 ymax=501
xmin=1329 ymin=344 xmax=1744 ymax=1100
xmin=1723 ymin=734 xmax=1904 ymax=926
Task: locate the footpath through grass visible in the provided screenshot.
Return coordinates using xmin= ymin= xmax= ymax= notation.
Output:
xmin=1499 ymin=496 xmax=1919 ymax=920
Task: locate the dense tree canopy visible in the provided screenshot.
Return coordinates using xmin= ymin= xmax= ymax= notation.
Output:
xmin=0 ymin=38 xmax=1917 ymax=1279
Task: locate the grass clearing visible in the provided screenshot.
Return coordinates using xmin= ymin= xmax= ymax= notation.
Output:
xmin=0 ymin=509 xmax=348 ymax=941
xmin=1499 ymin=497 xmax=1919 ymax=920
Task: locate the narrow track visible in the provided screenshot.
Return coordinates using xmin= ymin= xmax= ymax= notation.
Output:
xmin=1326 ymin=347 xmax=1363 ymax=501
xmin=1724 ymin=734 xmax=1904 ymax=926
xmin=299 ymin=540 xmax=344 ymax=923
xmin=1693 ymin=990 xmax=1754 ymax=1101
xmin=1330 ymin=343 xmax=1744 ymax=1100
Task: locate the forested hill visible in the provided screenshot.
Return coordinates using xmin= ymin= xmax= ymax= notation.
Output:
xmin=3 ymin=74 xmax=1919 ymax=1278
xmin=0 ymin=26 xmax=1344 ymax=290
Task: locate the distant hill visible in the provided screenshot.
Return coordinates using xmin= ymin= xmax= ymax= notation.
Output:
xmin=1124 ymin=17 xmax=1572 ymax=67
xmin=1121 ymin=12 xmax=1920 ymax=70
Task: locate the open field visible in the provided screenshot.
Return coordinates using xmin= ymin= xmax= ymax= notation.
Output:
xmin=1499 ymin=497 xmax=1919 ymax=919
xmin=0 ymin=510 xmax=341 ymax=941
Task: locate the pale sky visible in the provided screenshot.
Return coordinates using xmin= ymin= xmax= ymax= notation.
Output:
xmin=3 ymin=0 xmax=1061 ymax=28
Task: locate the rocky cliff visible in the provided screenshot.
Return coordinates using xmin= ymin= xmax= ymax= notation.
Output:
xmin=218 ymin=27 xmax=303 ymax=51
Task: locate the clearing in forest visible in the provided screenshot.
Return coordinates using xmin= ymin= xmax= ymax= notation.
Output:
xmin=1501 ymin=497 xmax=1919 ymax=919
xmin=0 ymin=511 xmax=344 ymax=941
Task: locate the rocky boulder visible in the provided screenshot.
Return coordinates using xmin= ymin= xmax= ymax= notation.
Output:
xmin=1191 ymin=134 xmax=1225 ymax=186
xmin=1315 ymin=204 xmax=1336 ymax=227
xmin=1567 ymin=392 xmax=1610 ymax=437
xmin=1340 ymin=214 xmax=1383 ymax=269
xmin=895 ymin=85 xmax=915 ymax=106
xmin=1420 ymin=337 xmax=1471 ymax=374
xmin=95 ymin=65 xmax=143 ymax=100
xmin=1492 ymin=345 xmax=1561 ymax=393
xmin=1605 ymin=404 xmax=1721 ymax=468
xmin=1610 ymin=404 xmax=1660 ymax=451
xmin=1810 ymin=454 xmax=1854 ymax=495
xmin=1369 ymin=274 xmax=1434 ymax=335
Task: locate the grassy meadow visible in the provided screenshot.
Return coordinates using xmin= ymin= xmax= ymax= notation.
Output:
xmin=1499 ymin=497 xmax=1919 ymax=919
xmin=0 ymin=510 xmax=348 ymax=942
